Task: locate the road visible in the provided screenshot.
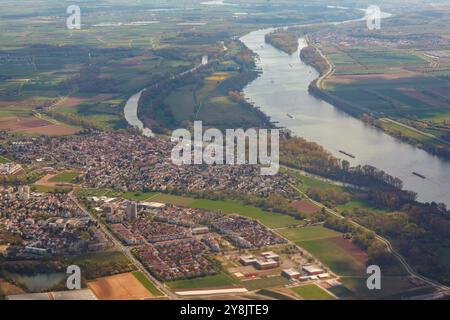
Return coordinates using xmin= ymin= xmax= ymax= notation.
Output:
xmin=288 ymin=182 xmax=450 ymax=292
xmin=311 ymin=40 xmax=335 ymax=90
xmin=68 ymin=191 xmax=178 ymax=299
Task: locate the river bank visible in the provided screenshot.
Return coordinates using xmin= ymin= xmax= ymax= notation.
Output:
xmin=240 ymin=30 xmax=450 ymax=206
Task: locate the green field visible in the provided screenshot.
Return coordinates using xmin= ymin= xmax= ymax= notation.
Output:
xmin=256 ymin=289 xmax=295 ymax=300
xmin=132 ymin=271 xmax=163 ymax=296
xmin=292 ymin=171 xmax=343 ymax=192
xmin=69 ymin=251 xmax=136 ymax=280
xmin=381 ymin=120 xmax=434 ymax=142
xmin=78 ymin=191 xmax=300 ymax=228
xmin=165 ymin=85 xmax=197 ymax=123
xmin=242 ymin=276 xmax=290 ymax=291
xmin=298 ymin=238 xmax=366 ymax=276
xmin=278 ymin=225 xmax=366 ymax=276
xmin=33 ymin=185 xmax=72 ymax=193
xmin=290 ymin=284 xmax=335 ymax=300
xmin=337 ymin=199 xmax=387 ymax=214
xmin=150 ymin=194 xmax=196 ymax=207
xmin=48 ymin=171 xmax=80 ymax=183
xmin=114 ymin=191 xmax=159 ymax=201
xmin=167 ymin=273 xmax=237 ymax=290
xmin=150 ymin=194 xmax=301 ymax=228
xmin=340 ymin=276 xmax=424 ymax=300
xmin=278 ymin=225 xmax=341 ymax=242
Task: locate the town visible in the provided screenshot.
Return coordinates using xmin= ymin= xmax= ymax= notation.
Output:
xmin=2 ymin=131 xmax=293 ymax=198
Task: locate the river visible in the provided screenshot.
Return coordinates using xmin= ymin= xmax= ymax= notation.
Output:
xmin=123 ymin=8 xmax=449 ymax=206
xmin=123 ymin=89 xmax=154 ymax=137
xmin=240 ymin=30 xmax=450 ymax=206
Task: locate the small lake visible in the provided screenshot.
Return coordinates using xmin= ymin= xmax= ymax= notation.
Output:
xmin=20 ymin=272 xmax=66 ymax=292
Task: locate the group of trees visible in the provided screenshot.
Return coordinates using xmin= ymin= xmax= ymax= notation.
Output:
xmin=0 ymin=170 xmax=43 ymax=187
xmin=324 ymin=216 xmax=395 ymax=266
xmin=265 ymin=30 xmax=298 ymax=54
xmin=341 ymin=199 xmax=450 ymax=283
xmin=368 ymin=189 xmax=418 ymax=210
xmin=300 ymin=46 xmax=328 ymax=76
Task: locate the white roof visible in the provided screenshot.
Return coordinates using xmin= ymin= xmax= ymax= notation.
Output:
xmin=8 ymin=289 xmax=97 ymax=300
xmin=8 ymin=293 xmax=52 ymax=300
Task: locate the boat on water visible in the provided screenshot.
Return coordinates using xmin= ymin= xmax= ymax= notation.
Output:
xmin=412 ymin=172 xmax=426 ymax=179
xmin=286 ymin=113 xmax=294 ymax=119
xmin=338 ymin=150 xmax=356 ymax=159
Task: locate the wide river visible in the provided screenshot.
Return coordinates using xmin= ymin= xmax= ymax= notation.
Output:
xmin=124 ymin=8 xmax=449 ymax=206
xmin=240 ymin=30 xmax=450 ymax=206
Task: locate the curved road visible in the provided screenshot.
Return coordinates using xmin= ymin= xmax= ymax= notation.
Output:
xmin=288 ymin=181 xmax=449 ymax=292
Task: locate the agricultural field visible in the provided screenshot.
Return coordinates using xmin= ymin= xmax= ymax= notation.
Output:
xmin=76 ymin=188 xmax=158 ymax=201
xmin=289 ymin=200 xmax=321 ymax=215
xmin=241 ymin=276 xmax=290 ymax=291
xmin=0 ymin=155 xmax=10 ymax=164
xmin=279 ymin=225 xmax=368 ymax=276
xmin=48 ymin=171 xmax=80 ymax=183
xmin=308 ymin=8 xmax=450 ymax=158
xmin=67 ymin=251 xmax=136 ymax=280
xmin=87 ymin=272 xmax=157 ymax=300
xmin=290 ymin=284 xmax=335 ymax=300
xmin=0 ymin=0 xmax=366 ymax=134
xmin=278 ymin=225 xmax=340 ymax=243
xmin=340 ymin=276 xmax=433 ymax=300
xmin=167 ymin=273 xmax=237 ymax=290
xmin=150 ymin=193 xmax=301 ymax=228
xmin=0 ymin=115 xmax=78 ymax=136
xmin=132 ymin=271 xmax=163 ymax=297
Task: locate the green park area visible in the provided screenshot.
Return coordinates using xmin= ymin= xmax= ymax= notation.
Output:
xmin=48 ymin=171 xmax=80 ymax=183
xmin=290 ymin=284 xmax=335 ymax=300
xmin=0 ymin=156 xmax=11 ymax=164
